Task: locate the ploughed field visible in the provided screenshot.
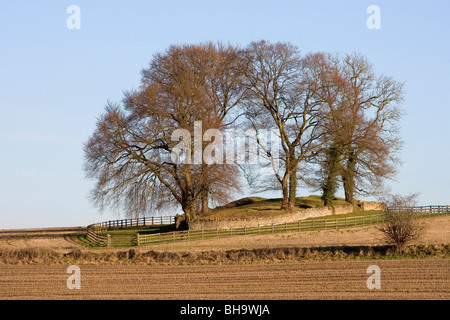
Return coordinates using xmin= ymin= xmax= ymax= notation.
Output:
xmin=0 ymin=216 xmax=448 ymax=300
xmin=0 ymin=259 xmax=448 ymax=299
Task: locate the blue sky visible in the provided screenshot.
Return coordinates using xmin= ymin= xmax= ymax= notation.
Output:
xmin=0 ymin=1 xmax=449 ymax=229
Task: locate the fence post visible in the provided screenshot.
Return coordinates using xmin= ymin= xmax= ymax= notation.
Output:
xmin=158 ymin=233 xmax=160 ymax=244
xmin=136 ymin=233 xmax=140 ymax=246
xmin=107 ymin=234 xmax=111 ymax=247
xmin=152 ymin=217 xmax=154 ymax=225
xmin=143 ymin=217 xmax=146 ymax=226
xmin=202 ymin=228 xmax=204 ymax=240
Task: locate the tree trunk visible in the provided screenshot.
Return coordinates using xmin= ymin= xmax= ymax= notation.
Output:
xmin=322 ymin=146 xmax=341 ymax=206
xmin=342 ymin=152 xmax=356 ymax=207
xmin=199 ymin=162 xmax=210 ymax=215
xmin=182 ymin=164 xmax=196 ymax=225
xmin=183 ymin=202 xmax=195 ymax=227
xmin=281 ymin=173 xmax=290 ymax=210
xmin=288 ymin=169 xmax=297 ymax=211
xmin=201 ymin=190 xmax=209 ymax=215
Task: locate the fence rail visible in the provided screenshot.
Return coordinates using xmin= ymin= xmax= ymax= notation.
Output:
xmin=86 ymin=227 xmax=108 ymax=246
xmin=86 ymin=215 xmax=176 ymax=247
xmin=91 ymin=216 xmax=175 ymax=231
xmin=137 ymin=213 xmax=386 ymax=246
xmin=388 ymin=205 xmax=450 ymax=214
xmin=86 ymin=205 xmax=450 ymax=247
xmin=137 ymin=205 xmax=450 ymax=247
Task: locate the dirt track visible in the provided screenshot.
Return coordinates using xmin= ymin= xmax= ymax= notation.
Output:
xmin=0 ymin=259 xmax=448 ymax=300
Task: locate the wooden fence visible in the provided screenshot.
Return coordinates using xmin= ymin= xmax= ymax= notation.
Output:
xmin=388 ymin=205 xmax=450 ymax=214
xmin=86 ymin=216 xmax=176 ymax=247
xmin=137 ymin=205 xmax=450 ymax=247
xmin=86 ymin=226 xmax=108 ymax=247
xmin=86 ymin=205 xmax=449 ymax=247
xmin=90 ymin=216 xmax=175 ymax=231
xmin=136 ymin=213 xmax=384 ymax=246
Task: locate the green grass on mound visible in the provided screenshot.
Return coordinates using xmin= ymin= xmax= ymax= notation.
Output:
xmin=78 ymin=195 xmax=385 ymax=248
xmin=198 ymin=195 xmax=350 ymax=220
xmin=105 ymin=224 xmax=177 ymax=236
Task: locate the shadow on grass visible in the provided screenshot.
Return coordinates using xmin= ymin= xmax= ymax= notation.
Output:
xmin=105 ymin=224 xmax=178 ymax=236
xmin=138 ymin=224 xmax=178 ymax=235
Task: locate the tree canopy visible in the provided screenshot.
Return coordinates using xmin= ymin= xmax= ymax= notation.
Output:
xmin=84 ymin=40 xmax=404 ymax=226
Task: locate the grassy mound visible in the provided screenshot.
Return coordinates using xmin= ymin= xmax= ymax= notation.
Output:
xmin=198 ymin=195 xmax=349 ymax=220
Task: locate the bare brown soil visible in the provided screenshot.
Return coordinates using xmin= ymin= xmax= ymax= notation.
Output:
xmin=0 ymin=217 xmax=448 ymax=300
xmin=0 ymin=259 xmax=448 ymax=300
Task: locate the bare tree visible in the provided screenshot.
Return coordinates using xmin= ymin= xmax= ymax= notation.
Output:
xmin=85 ymin=40 xmax=406 ymax=226
xmin=145 ymin=42 xmax=247 ymax=216
xmin=243 ymin=41 xmax=326 ymax=210
xmin=84 ymin=43 xmax=245 ymax=226
xmin=310 ymin=53 xmax=404 ymax=206
xmin=378 ymin=193 xmax=424 ymax=254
